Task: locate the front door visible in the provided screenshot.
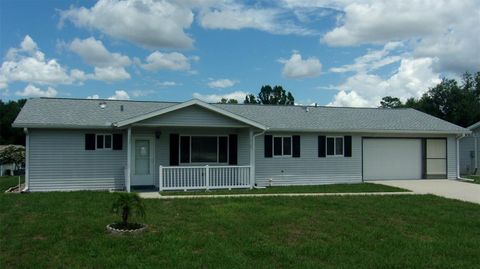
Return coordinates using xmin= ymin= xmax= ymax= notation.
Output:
xmin=132 ymin=137 xmax=154 ymax=186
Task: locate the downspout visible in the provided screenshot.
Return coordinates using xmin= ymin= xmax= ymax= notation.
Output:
xmin=474 ymin=135 xmax=478 ymax=174
xmin=251 ymin=128 xmax=267 ymax=188
xmin=456 ymin=133 xmax=469 ymax=181
xmin=22 ymin=128 xmax=29 ymax=192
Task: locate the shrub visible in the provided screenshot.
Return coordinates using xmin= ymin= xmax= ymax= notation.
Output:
xmin=111 ymin=193 xmax=146 ymax=228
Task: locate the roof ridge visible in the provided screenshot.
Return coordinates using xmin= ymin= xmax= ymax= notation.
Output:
xmin=38 ymin=97 xmax=181 ymax=104
xmin=37 ymin=97 xmax=413 ymax=110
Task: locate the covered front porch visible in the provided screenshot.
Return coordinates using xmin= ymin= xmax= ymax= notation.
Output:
xmin=117 ymin=100 xmax=267 ymax=192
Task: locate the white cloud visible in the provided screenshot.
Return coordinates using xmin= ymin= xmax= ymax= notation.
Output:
xmin=279 ymin=52 xmax=322 ymax=79
xmin=60 ymin=0 xmax=194 ymax=49
xmin=141 ymin=51 xmax=191 ymax=71
xmin=0 ymin=75 xmax=7 ymax=90
xmin=320 ymin=1 xmax=459 ymax=46
xmin=86 ymin=90 xmax=130 ymax=100
xmin=130 ymin=89 xmax=155 ymax=98
xmin=157 ymin=81 xmax=177 ymax=87
xmin=314 ymin=0 xmax=479 ymax=74
xmin=329 ymin=57 xmax=441 ymax=107
xmin=92 ymin=67 xmax=130 ymax=82
xmin=1 ymin=35 xmax=130 ymax=87
xmin=68 ymin=37 xmax=131 ymax=68
xmin=199 ymin=4 xmax=314 ymax=35
xmin=207 ymin=79 xmax=237 ymax=88
xmin=1 ymin=36 xmax=77 ymax=87
xmin=108 ymin=90 xmax=130 ymax=100
xmin=15 ymin=84 xmax=58 ymax=97
xmin=328 ymin=90 xmax=369 ymax=107
xmin=193 ymin=91 xmax=248 ymax=103
xmin=330 ymin=42 xmax=403 ymax=73
xmin=87 ymin=94 xmax=100 ymax=99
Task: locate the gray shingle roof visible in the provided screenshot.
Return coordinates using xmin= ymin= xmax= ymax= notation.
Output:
xmin=13 ymin=98 xmax=468 ymax=134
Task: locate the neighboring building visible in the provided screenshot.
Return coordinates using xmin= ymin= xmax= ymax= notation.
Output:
xmin=0 ymin=145 xmax=25 ymax=176
xmin=460 ymin=121 xmax=480 ymax=175
xmin=13 ymin=98 xmax=469 ymax=192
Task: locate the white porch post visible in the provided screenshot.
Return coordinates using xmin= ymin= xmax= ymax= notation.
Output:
xmin=126 ymin=127 xmax=132 ymax=192
xmin=249 ymin=128 xmax=255 ymax=188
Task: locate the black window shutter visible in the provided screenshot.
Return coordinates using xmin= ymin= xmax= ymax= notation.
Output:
xmin=170 ymin=134 xmax=179 ymax=166
xmin=228 ymin=134 xmax=238 ymax=165
xmin=344 ymin=136 xmax=352 ymax=157
xmin=264 ymin=135 xmax=273 ymax=158
xmin=180 ymin=136 xmax=190 ymax=163
xmin=292 ymin=135 xmax=300 ymax=158
xmin=318 ymin=136 xmax=326 ymax=157
xmin=85 ymin=133 xmax=95 ymax=150
xmin=112 ymin=134 xmax=123 ymax=150
xmin=219 ymin=136 xmax=228 ymax=163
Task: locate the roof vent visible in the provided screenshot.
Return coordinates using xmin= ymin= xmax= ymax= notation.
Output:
xmin=99 ymin=101 xmax=107 ymax=109
xmin=305 ymin=106 xmax=309 ymax=112
xmin=120 ymin=105 xmax=124 ymax=112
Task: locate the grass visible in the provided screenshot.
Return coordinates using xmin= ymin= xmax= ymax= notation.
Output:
xmin=1 ymin=190 xmax=480 ymax=268
xmin=160 ymin=183 xmax=408 ymax=196
xmin=0 ymin=176 xmax=24 ymax=192
xmin=464 ymin=175 xmax=480 ymax=184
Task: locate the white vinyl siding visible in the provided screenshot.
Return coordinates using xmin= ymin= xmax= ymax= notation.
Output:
xmin=136 ymin=105 xmax=248 ymax=128
xmin=255 ymin=133 xmax=362 ymax=186
xmin=459 ymin=128 xmax=479 ymax=175
xmin=28 ymin=129 xmax=127 ymax=191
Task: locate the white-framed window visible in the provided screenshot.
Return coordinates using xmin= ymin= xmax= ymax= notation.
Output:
xmin=96 ymin=134 xmax=112 ymax=150
xmin=180 ymin=135 xmax=228 ymax=163
xmin=326 ymin=136 xmax=343 ymax=156
xmin=273 ymin=136 xmax=292 ymax=157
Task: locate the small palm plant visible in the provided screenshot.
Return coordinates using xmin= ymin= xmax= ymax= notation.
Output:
xmin=111 ymin=192 xmax=146 ymax=230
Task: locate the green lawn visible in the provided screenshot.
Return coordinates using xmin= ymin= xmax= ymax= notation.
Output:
xmin=0 ymin=176 xmax=24 ymax=192
xmin=161 ymin=183 xmax=408 ymax=196
xmin=465 ymin=175 xmax=480 ymax=184
xmin=1 ymin=189 xmax=480 ymax=268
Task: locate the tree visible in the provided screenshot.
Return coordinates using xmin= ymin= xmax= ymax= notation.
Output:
xmin=244 ymin=94 xmax=258 ymax=104
xmin=0 ymin=99 xmax=27 ymax=145
xmin=379 ymin=72 xmax=480 ymax=127
xmin=0 ymin=145 xmax=25 ymax=171
xmin=218 ymin=98 xmax=238 ymax=104
xmin=244 ymin=85 xmax=295 ymax=105
xmin=111 ymin=192 xmax=146 ymax=228
xmin=380 ymin=96 xmax=403 ymax=108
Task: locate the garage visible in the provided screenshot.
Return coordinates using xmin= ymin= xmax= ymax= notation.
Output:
xmin=363 ymin=138 xmax=422 ymax=180
xmin=363 ymin=138 xmax=447 ymax=180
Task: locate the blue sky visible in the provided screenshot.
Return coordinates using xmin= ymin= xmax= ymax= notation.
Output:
xmin=1 ymin=0 xmax=478 ymax=106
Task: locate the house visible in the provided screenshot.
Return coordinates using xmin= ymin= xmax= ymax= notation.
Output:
xmin=460 ymin=121 xmax=480 ymax=175
xmin=12 ymin=98 xmax=469 ymax=192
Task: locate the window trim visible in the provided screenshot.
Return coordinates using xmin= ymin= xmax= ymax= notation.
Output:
xmin=96 ymin=134 xmax=113 ymax=150
xmin=179 ymin=135 xmax=229 ymax=164
xmin=326 ymin=136 xmax=344 ymax=157
xmin=272 ymin=136 xmax=293 ymax=157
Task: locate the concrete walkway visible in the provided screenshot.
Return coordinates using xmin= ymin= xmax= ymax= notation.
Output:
xmin=139 ymin=191 xmax=416 ymax=199
xmin=371 ymin=179 xmax=480 ymax=204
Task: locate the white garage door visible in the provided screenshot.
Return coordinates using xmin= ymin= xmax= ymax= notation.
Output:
xmin=363 ymin=138 xmax=422 ymax=180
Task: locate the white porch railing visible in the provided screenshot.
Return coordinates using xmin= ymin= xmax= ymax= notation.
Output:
xmin=159 ymin=165 xmax=251 ymax=191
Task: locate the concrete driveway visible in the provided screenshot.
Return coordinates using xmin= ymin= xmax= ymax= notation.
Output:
xmin=371 ymin=179 xmax=480 ymax=204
